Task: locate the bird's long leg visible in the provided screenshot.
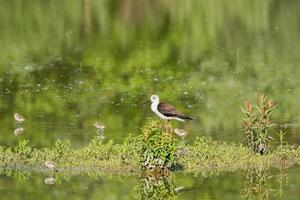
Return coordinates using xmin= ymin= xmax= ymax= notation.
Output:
xmin=162 ymin=120 xmax=172 ymax=134
xmin=160 ymin=120 xmax=173 ymax=134
xmin=161 ymin=120 xmax=167 ymax=132
xmin=50 ymin=168 xmax=55 ymax=177
xmin=180 ymin=136 xmax=186 ymax=146
xmin=167 ymin=120 xmax=173 ymax=134
xmin=161 ymin=120 xmax=168 ymax=133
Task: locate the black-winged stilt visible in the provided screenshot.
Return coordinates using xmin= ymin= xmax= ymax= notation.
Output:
xmin=145 ymin=95 xmax=193 ymax=122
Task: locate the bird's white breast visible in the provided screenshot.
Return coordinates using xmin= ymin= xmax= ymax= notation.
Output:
xmin=151 ymin=102 xmax=168 ymax=120
xmin=150 ymin=101 xmax=185 ymax=122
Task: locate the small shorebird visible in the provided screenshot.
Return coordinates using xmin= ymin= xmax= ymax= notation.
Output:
xmin=257 ymin=143 xmax=268 ymax=155
xmin=94 ymin=122 xmax=105 ymax=135
xmin=14 ymin=113 xmax=25 ymax=123
xmin=144 ymin=95 xmax=193 ymax=122
xmin=174 ymin=128 xmax=189 ymax=139
xmin=45 ymin=160 xmax=56 ymax=169
xmin=94 ymin=122 xmax=105 ymax=130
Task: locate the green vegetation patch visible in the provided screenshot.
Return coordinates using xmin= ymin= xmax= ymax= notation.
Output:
xmin=0 ymin=121 xmax=299 ymax=176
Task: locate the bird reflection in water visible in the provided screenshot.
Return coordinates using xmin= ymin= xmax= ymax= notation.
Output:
xmin=44 ymin=176 xmax=56 ymax=185
xmin=44 ymin=160 xmax=56 ymax=185
xmin=13 ymin=127 xmax=25 ymax=136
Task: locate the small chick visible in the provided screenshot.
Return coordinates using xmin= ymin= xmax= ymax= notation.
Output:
xmin=94 ymin=122 xmax=105 ymax=130
xmin=14 ymin=113 xmax=25 ymax=122
xmin=45 ymin=160 xmax=56 ymax=169
xmin=174 ymin=186 xmax=185 ymax=193
xmin=257 ymin=143 xmax=268 ymax=155
xmin=94 ymin=122 xmax=105 ymax=136
xmin=174 ymin=128 xmax=189 ymax=139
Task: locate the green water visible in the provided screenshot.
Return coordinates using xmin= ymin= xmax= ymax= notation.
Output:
xmin=1 ymin=0 xmax=300 ymax=147
xmin=0 ymin=166 xmax=299 ymax=200
xmin=1 ymin=0 xmax=300 ymax=199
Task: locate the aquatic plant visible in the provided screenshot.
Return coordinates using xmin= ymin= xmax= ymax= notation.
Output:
xmin=134 ymin=174 xmax=177 ymax=200
xmin=0 ymin=120 xmax=299 ymax=176
xmin=241 ymin=96 xmax=276 ymax=154
xmin=241 ymin=167 xmax=289 ymax=200
xmin=242 ymin=168 xmax=270 ymax=199
xmin=138 ymin=121 xmax=179 ymax=171
xmin=13 ymin=140 xmax=32 ymax=160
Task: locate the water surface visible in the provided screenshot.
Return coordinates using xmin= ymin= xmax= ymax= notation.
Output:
xmin=1 ymin=0 xmax=300 ymax=147
xmin=1 ymin=1 xmax=300 ymax=198
xmin=0 ymin=166 xmax=300 ymax=199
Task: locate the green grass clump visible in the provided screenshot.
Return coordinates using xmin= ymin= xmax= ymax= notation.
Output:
xmin=179 ymin=136 xmax=300 ymax=176
xmin=138 ymin=121 xmax=179 ymax=171
xmin=0 ymin=120 xmax=299 ymax=176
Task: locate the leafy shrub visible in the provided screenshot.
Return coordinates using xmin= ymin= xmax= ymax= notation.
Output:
xmin=13 ymin=140 xmax=32 ymax=159
xmin=241 ymin=95 xmax=276 ymax=154
xmin=138 ymin=121 xmax=179 ymax=170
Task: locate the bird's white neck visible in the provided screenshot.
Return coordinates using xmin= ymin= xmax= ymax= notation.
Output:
xmin=151 ymin=100 xmax=170 ymax=120
xmin=151 ymin=100 xmax=159 ymax=112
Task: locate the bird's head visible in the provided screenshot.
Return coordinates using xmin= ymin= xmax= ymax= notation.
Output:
xmin=150 ymin=94 xmax=159 ymax=103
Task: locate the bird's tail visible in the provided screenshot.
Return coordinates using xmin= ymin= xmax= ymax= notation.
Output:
xmin=182 ymin=116 xmax=193 ymax=120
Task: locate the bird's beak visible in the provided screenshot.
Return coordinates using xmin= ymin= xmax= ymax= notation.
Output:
xmin=142 ymin=100 xmax=150 ymax=105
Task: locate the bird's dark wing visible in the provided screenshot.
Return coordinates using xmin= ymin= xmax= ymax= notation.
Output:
xmin=157 ymin=103 xmax=184 ymax=117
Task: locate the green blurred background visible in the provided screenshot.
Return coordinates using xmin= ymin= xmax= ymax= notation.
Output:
xmin=1 ymin=0 xmax=300 ymax=147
